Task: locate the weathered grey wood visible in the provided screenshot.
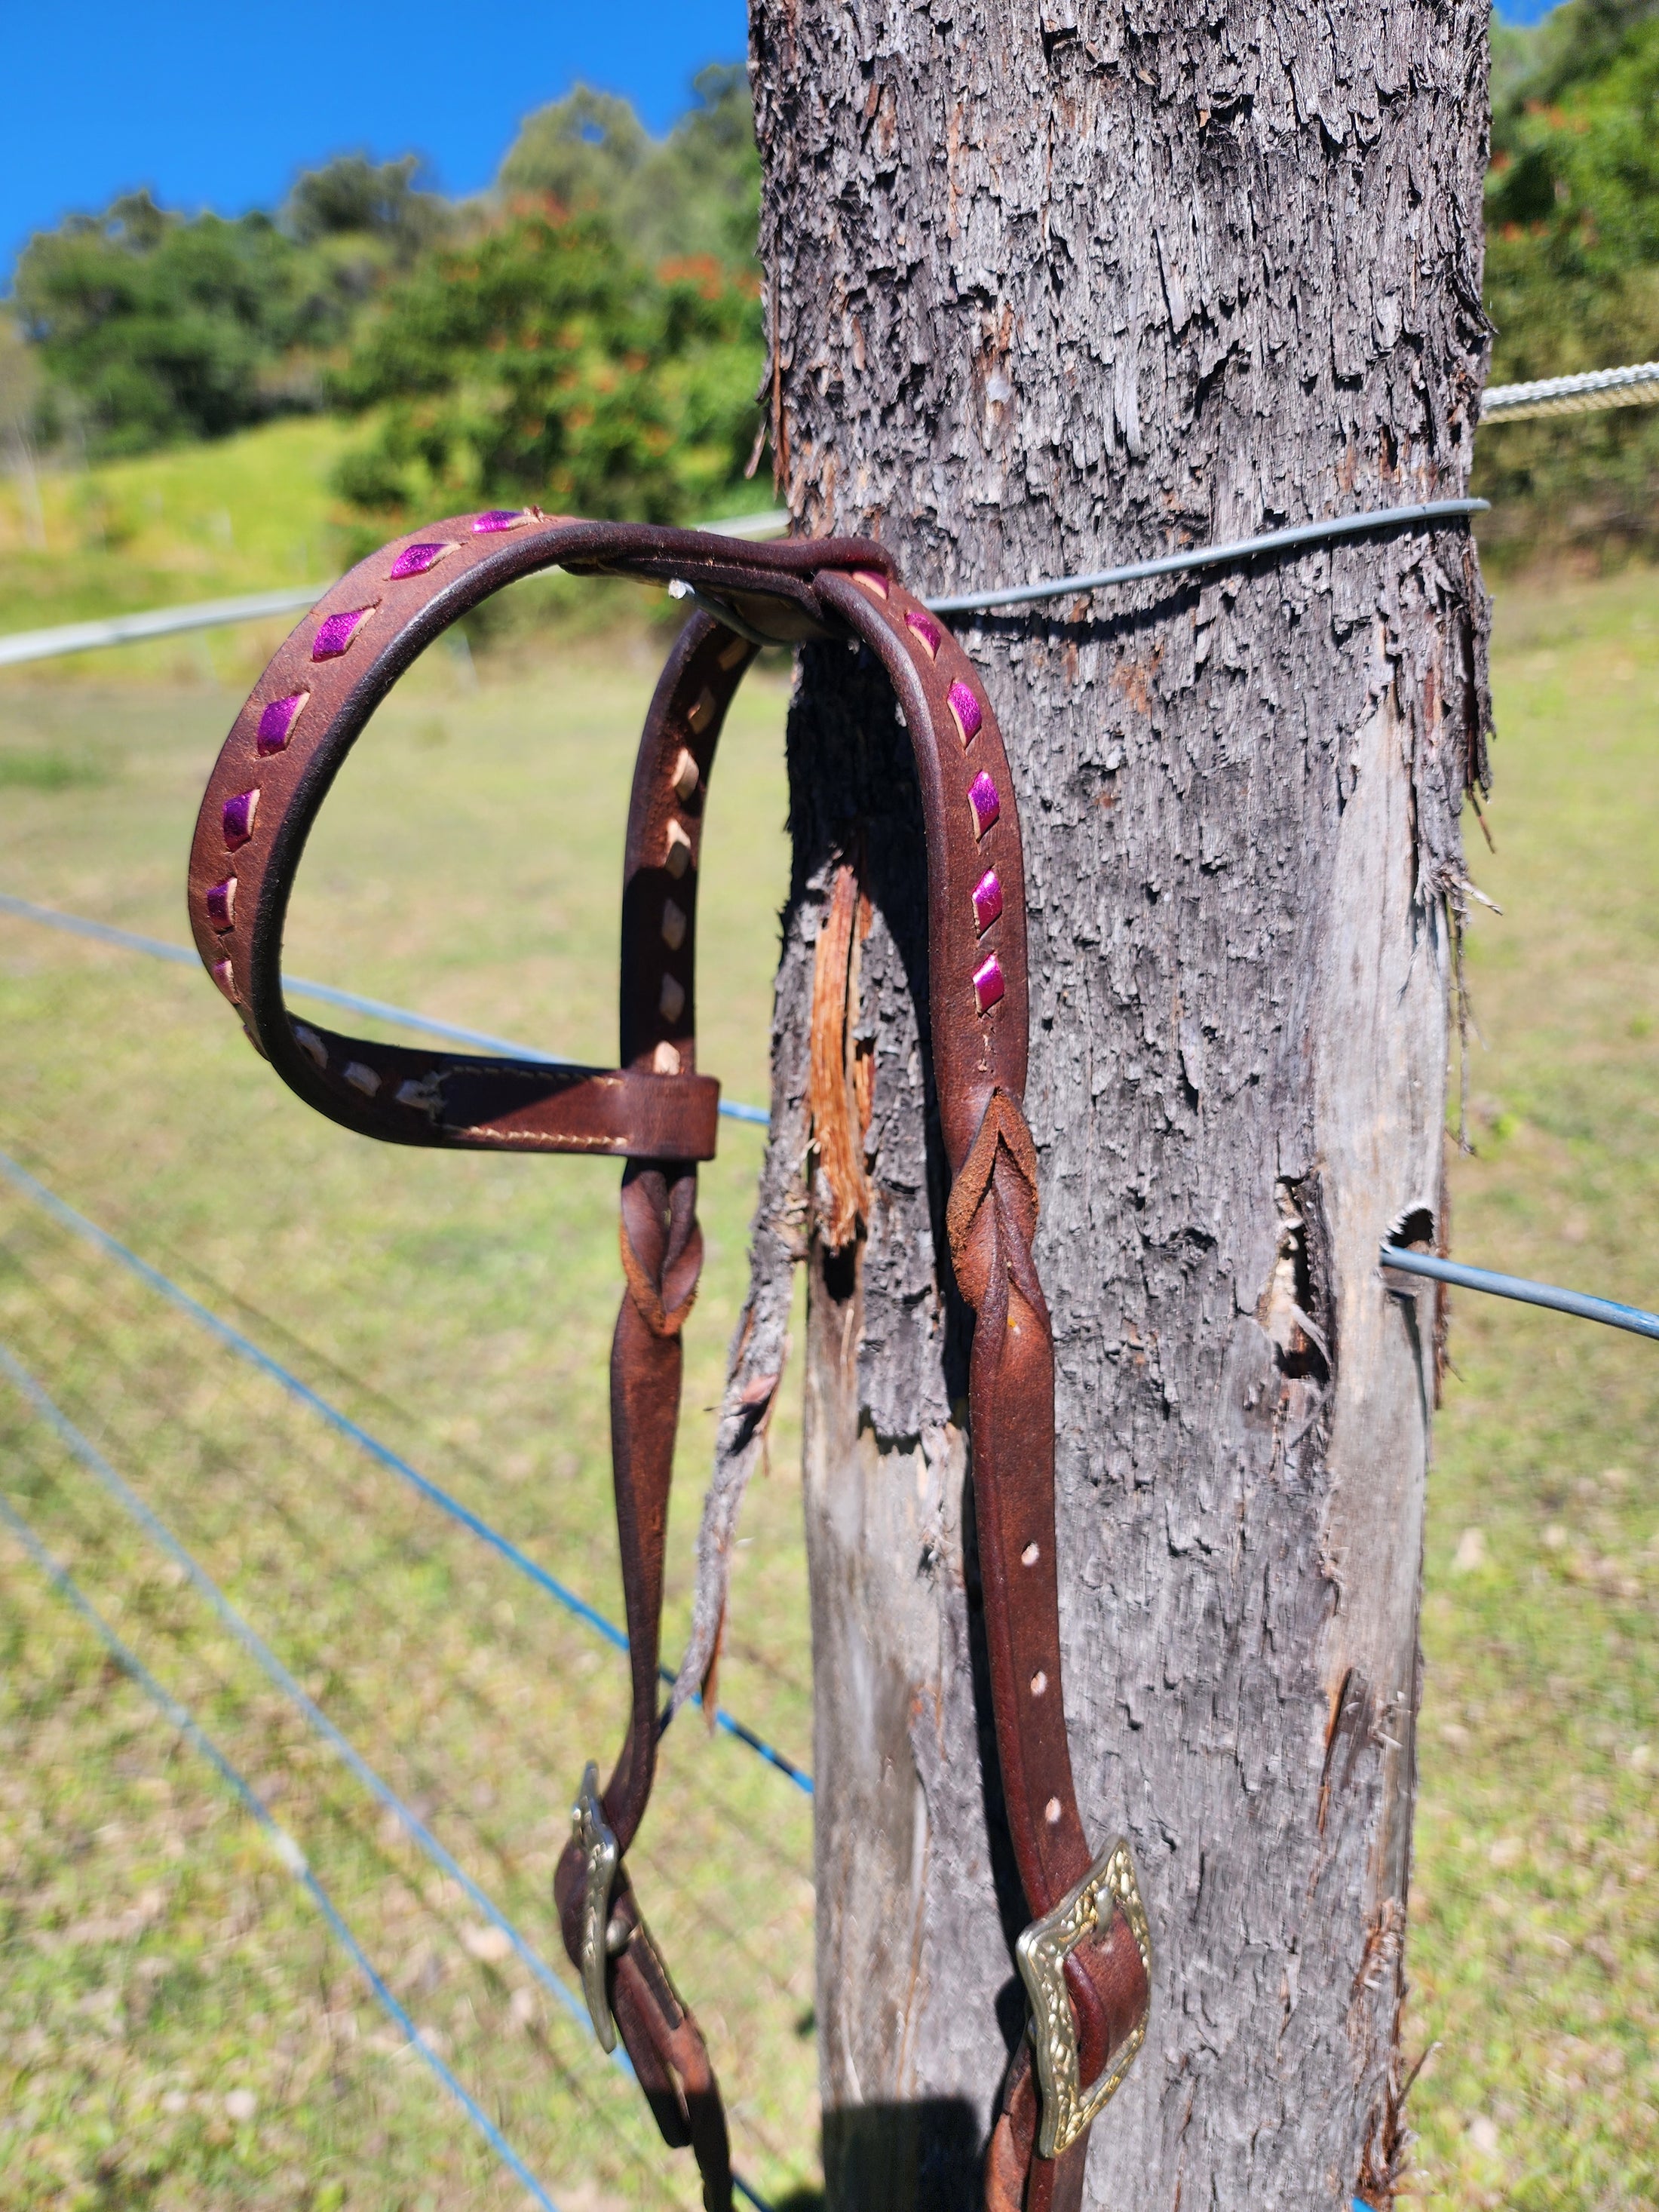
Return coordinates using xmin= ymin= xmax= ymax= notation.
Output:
xmin=741 ymin=5 xmax=1491 ymax=2202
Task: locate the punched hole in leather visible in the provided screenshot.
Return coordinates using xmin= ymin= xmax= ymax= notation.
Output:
xmin=186 ymin=512 xmax=1150 ymax=2212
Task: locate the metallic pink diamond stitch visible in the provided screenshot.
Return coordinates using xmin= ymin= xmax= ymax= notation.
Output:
xmin=389 ymin=541 xmax=454 ymax=579
xmin=973 ymin=955 xmax=1005 ymax=1014
xmin=947 ymin=680 xmax=983 ymax=744
xmin=311 ymin=606 xmax=373 ymax=660
xmin=971 ymin=869 xmax=1004 ymax=934
xmin=222 ymin=789 xmax=260 ymax=848
xmin=967 ymin=771 xmax=999 ymax=839
xmin=471 ymin=509 xmax=529 ymax=533
xmin=206 ymin=877 xmax=236 ymax=931
xmin=256 ymin=691 xmax=308 ymax=756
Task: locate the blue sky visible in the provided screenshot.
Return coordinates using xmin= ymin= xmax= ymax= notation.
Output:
xmin=5 ymin=2 xmax=749 ymax=281
xmin=8 ymin=2 xmax=1562 ymax=284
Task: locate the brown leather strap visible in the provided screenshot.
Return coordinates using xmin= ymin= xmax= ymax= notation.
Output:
xmin=187 ymin=508 xmax=1150 ymax=2210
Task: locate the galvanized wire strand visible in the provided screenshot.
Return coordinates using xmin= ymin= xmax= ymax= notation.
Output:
xmin=1 ymin=1325 xmax=784 ymax=2210
xmin=0 ymin=507 xmax=793 ymax=669
xmin=0 ymin=1145 xmax=813 ymax=1796
xmin=922 ymin=498 xmax=1489 ymax=615
xmin=2 ymin=1342 xmax=783 ymax=2210
xmin=0 ymin=585 xmax=332 ymax=670
xmin=0 ymin=1338 xmax=615 ymax=2054
xmin=0 ymin=496 xmax=1489 ymax=652
xmin=0 ymin=1485 xmax=569 ymax=2212
xmin=1481 ymin=359 xmax=1659 ymax=424
xmin=1378 ymin=1244 xmax=1659 ymax=1341
xmin=0 ymin=891 xmax=771 ymax=1127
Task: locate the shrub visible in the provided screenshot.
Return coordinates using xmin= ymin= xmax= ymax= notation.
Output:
xmin=326 ymin=203 xmax=763 ymax=526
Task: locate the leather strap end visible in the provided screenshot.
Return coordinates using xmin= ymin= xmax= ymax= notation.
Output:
xmin=554 ymin=1845 xmax=731 ymax=2212
xmin=612 ymin=1917 xmax=733 ymax=2212
xmin=984 ymin=2052 xmax=1089 ymax=2212
xmin=259 ymin=1020 xmax=722 ymax=1159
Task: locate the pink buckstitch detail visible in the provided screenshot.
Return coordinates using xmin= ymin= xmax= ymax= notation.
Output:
xmin=311 ymin=606 xmax=374 ymax=660
xmin=967 ymin=772 xmax=999 ymax=839
xmin=947 ymin=680 xmax=983 ymax=746
xmin=971 ymin=870 xmax=1003 ymax=934
xmin=388 ymin=541 xmax=455 ymax=579
xmin=905 ymin=609 xmax=942 ymax=658
xmin=256 ymin=692 xmax=308 ymax=756
xmin=222 ymin=789 xmax=260 ymax=849
xmin=973 ymin=955 xmax=1005 ymax=1015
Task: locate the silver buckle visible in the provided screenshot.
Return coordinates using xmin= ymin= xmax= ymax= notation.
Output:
xmin=1014 ymin=1838 xmax=1151 ymax=2158
xmin=570 ymin=1761 xmax=621 ymax=2051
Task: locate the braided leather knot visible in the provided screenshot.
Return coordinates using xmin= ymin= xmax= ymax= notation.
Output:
xmin=946 ymin=1088 xmax=1041 ymax=1313
xmin=619 ymin=1167 xmax=704 ymax=1338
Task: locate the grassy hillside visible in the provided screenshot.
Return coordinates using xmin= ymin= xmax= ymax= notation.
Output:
xmin=0 ymin=417 xmax=354 ymax=683
xmin=1 ymin=566 xmax=1655 ymax=2204
xmin=0 ymin=413 xmax=747 ymax=693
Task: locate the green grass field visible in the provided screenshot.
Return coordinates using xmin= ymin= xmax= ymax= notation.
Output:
xmin=0 ymin=420 xmax=352 ymax=643
xmin=1403 ymin=571 xmax=1658 ymax=2207
xmin=0 ymin=553 xmax=1654 ymax=2210
xmin=0 ymin=629 xmax=817 ymax=2210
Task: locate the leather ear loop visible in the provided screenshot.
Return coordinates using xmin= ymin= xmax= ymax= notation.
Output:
xmin=189 ymin=538 xmax=765 ymax=2212
xmin=185 ymin=537 xmax=842 ymax=2212
xmin=185 ymin=514 xmax=880 ymax=1161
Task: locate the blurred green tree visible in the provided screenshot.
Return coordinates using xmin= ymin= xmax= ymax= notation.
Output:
xmin=14 ymin=193 xmax=304 ymax=453
xmin=327 ymin=200 xmax=762 ymax=525
xmin=1480 ymin=0 xmax=1659 ymax=552
xmin=12 ymin=160 xmax=452 ymax=456
xmin=499 ymin=66 xmax=761 ymax=271
xmin=284 ymin=153 xmax=448 ymax=261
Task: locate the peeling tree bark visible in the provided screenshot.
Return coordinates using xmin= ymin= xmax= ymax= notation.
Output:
xmin=738 ymin=5 xmax=1492 ymax=2204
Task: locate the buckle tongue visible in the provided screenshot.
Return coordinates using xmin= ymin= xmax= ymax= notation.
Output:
xmin=1014 ymin=1838 xmax=1151 ymax=2158
xmin=571 ymin=1761 xmax=621 ymax=2050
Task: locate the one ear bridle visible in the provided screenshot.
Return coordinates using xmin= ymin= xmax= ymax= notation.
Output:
xmin=187 ymin=508 xmax=1150 ymax=2212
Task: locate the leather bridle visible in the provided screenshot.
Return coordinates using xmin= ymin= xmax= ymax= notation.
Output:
xmin=186 ymin=510 xmax=1151 ymax=2212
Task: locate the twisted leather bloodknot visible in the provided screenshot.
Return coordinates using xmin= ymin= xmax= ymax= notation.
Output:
xmin=946 ymin=1086 xmax=1041 ymax=1315
xmin=618 ymin=1164 xmax=703 ymax=1339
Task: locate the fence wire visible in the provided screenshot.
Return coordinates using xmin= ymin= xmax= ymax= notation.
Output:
xmin=0 ymin=1486 xmax=571 ymax=2212
xmin=1481 ymin=357 xmax=1659 ymax=423
xmin=0 ymin=1143 xmax=813 ymax=1795
xmin=0 ymin=1338 xmax=611 ymax=2049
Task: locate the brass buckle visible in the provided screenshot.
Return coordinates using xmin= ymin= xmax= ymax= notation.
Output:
xmin=1014 ymin=1837 xmax=1152 ymax=2158
xmin=571 ymin=1761 xmax=621 ymax=2051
